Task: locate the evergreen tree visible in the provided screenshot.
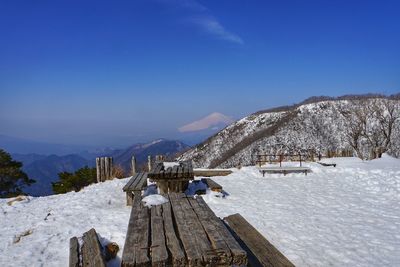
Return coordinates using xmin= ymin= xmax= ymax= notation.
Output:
xmin=52 ymin=166 xmax=96 ymax=194
xmin=0 ymin=148 xmax=35 ymax=198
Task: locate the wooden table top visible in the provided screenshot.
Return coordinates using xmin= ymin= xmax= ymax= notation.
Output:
xmin=121 ymin=192 xmax=247 ymax=266
xmin=148 ymin=161 xmax=194 ymax=180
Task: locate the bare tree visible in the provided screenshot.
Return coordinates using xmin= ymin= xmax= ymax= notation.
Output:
xmin=338 ymin=100 xmax=368 ymax=159
xmin=339 ymin=99 xmax=400 ymax=160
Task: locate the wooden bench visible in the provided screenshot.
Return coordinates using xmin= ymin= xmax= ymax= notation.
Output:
xmin=224 ymin=214 xmax=295 ymax=267
xmin=121 ymin=193 xmax=247 ymax=266
xmin=122 ymin=172 xmax=148 ymax=206
xmin=194 ymin=169 xmax=232 ymax=177
xmin=258 ymin=166 xmax=311 ymax=177
xmin=201 ymin=178 xmax=223 ymax=192
xmin=69 ymin=228 xmax=106 ymax=267
xmin=317 ymin=162 xmax=337 ymax=167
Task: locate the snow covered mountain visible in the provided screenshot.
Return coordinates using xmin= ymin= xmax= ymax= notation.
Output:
xmin=178 ymin=112 xmax=234 ymax=133
xmin=179 ymin=95 xmax=400 ymax=168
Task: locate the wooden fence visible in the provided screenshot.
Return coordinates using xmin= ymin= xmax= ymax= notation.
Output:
xmin=96 ymin=157 xmax=113 ymax=182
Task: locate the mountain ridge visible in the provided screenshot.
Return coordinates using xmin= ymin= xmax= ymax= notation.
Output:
xmin=179 ymin=94 xmax=400 ymax=168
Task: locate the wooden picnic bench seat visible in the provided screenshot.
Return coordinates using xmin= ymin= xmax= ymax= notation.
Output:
xmin=201 ymin=178 xmax=223 ymax=192
xmin=224 ymin=214 xmax=295 ymax=267
xmin=69 ymin=228 xmax=106 ymax=267
xmin=122 ymin=172 xmax=148 ymax=206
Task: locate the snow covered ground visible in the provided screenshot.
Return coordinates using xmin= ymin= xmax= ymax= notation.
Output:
xmin=1 ymin=155 xmax=399 ymax=266
xmin=0 ymin=179 xmax=131 ymax=267
xmin=203 ymin=155 xmax=400 ymax=266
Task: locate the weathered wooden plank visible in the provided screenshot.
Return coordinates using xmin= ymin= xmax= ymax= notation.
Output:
xmin=105 ymin=157 xmax=110 ymax=180
xmin=150 ymin=163 xmax=163 ymax=179
xmin=109 ymin=157 xmax=113 ymax=179
xmin=123 ymin=173 xmax=146 ymax=206
xmin=135 ymin=195 xmax=151 ymax=267
xmin=148 ymin=155 xmax=152 ymax=172
xmin=81 ymin=228 xmax=106 ymax=267
xmin=131 ymin=156 xmax=137 ymax=175
xmin=201 ymin=178 xmax=223 ymax=192
xmin=122 ymin=194 xmax=151 ymax=267
xmin=224 ymin=213 xmax=294 ymax=267
xmin=100 ymin=157 xmax=105 ymax=182
xmin=135 ymin=172 xmax=148 ymax=192
xmin=171 ymin=165 xmax=179 ymax=179
xmin=69 ymin=237 xmax=80 ymax=267
xmin=150 ymin=205 xmax=169 ymax=266
xmin=96 ymin=158 xmax=101 ymax=183
xmin=122 ymin=196 xmax=140 ymax=266
xmin=194 ymin=197 xmax=247 ymax=265
xmin=169 ymin=193 xmax=217 ymax=266
xmin=187 ymin=197 xmax=232 ymax=265
xmin=193 ymin=169 xmax=232 ymax=177
xmin=161 ymin=200 xmax=186 ymax=266
xmin=122 ymin=173 xmax=142 ymax=191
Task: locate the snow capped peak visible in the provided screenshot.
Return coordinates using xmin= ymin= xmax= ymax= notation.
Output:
xmin=178 ymin=112 xmax=234 ymax=133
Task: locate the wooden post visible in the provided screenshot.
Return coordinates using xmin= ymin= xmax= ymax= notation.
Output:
xmin=148 ymin=155 xmax=152 ymax=172
xmin=131 ymin=156 xmax=136 ymax=176
xmin=96 ymin=158 xmax=100 ymax=183
xmin=299 ymin=153 xmax=302 ymax=167
xmin=100 ymin=157 xmax=105 ymax=182
xmin=105 ymin=157 xmax=110 ymax=180
xmin=109 ymin=157 xmax=113 ymax=179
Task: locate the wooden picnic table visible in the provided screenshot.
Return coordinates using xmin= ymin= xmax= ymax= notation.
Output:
xmin=121 ymin=192 xmax=247 ymax=266
xmin=148 ymin=161 xmax=194 ymax=194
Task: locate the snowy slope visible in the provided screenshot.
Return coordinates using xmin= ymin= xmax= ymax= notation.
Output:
xmin=1 ymin=156 xmax=399 ymax=266
xmin=179 ymin=97 xmax=400 ymax=168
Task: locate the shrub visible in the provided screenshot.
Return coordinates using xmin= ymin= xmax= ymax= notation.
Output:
xmin=52 ymin=166 xmax=96 ymax=194
xmin=112 ymin=164 xmax=126 ymax=179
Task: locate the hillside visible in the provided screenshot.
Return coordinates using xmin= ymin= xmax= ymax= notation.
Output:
xmin=179 ymin=95 xmax=400 ymax=168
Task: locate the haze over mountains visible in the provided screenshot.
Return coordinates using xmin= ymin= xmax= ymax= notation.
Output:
xmin=10 ymin=139 xmax=189 ymax=196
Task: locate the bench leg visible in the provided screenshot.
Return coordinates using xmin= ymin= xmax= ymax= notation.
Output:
xmin=126 ymin=192 xmax=133 ymax=206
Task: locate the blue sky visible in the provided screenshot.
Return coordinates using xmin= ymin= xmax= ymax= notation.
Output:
xmin=0 ymin=0 xmax=399 ymax=147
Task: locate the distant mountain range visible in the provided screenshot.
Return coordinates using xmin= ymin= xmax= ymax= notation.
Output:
xmin=10 ymin=139 xmax=189 ymax=196
xmin=13 ymin=153 xmax=92 ymax=196
xmin=110 ymin=139 xmax=190 ymax=171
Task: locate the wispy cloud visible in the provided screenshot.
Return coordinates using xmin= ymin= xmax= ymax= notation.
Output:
xmin=159 ymin=0 xmax=244 ymax=44
xmin=189 ymin=15 xmax=244 ymax=44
